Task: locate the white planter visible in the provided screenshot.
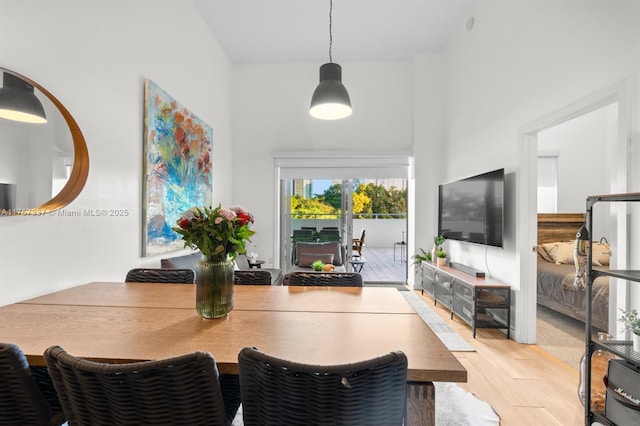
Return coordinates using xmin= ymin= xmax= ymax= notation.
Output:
xmin=437 ymin=257 xmax=447 ymax=267
xmin=633 ymin=333 xmax=640 ymax=352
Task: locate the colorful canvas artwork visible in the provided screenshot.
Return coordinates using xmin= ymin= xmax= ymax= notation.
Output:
xmin=142 ymin=79 xmax=212 ymax=256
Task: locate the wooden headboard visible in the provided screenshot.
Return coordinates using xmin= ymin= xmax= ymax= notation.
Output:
xmin=537 ymin=213 xmax=585 ymax=244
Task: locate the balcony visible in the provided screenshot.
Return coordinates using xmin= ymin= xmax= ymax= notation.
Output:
xmin=290 ymin=215 xmax=407 ymax=284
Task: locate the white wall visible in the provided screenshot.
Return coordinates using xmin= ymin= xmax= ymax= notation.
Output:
xmin=231 ymin=62 xmax=416 ymax=264
xmin=439 ymin=0 xmax=640 ymax=341
xmin=0 ymin=0 xmax=233 ymax=305
xmin=538 ymin=104 xmax=614 ymax=213
xmin=538 ymin=103 xmax=617 ymax=237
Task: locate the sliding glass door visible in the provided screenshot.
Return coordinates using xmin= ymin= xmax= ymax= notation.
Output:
xmin=274 ymin=152 xmax=412 ymax=284
xmin=279 ymin=176 xmax=408 ymax=283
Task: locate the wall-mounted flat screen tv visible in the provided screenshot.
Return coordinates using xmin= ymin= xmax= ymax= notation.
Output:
xmin=438 ymin=168 xmax=504 ymax=248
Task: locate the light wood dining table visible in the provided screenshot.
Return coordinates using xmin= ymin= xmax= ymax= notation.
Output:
xmin=0 ymin=282 xmax=467 ymax=426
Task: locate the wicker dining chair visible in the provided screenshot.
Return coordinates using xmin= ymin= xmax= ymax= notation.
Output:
xmin=234 ymin=270 xmax=272 ymax=285
xmin=0 ymin=342 xmax=66 ymax=426
xmin=238 ymin=347 xmax=408 ymax=426
xmin=124 ymin=267 xmax=195 ymax=283
xmin=287 ymin=271 xmax=364 ymax=287
xmin=44 ymin=345 xmax=228 ymax=426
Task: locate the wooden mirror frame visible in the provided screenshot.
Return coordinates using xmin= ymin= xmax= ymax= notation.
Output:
xmin=0 ymin=67 xmax=89 ymax=215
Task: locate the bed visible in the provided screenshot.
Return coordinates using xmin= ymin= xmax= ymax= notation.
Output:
xmin=536 ymin=213 xmax=610 ymax=331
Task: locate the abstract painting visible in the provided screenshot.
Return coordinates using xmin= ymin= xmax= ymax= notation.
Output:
xmin=142 ymin=79 xmax=212 ymax=256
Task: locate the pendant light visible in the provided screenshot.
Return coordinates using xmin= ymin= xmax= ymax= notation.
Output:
xmin=0 ymin=72 xmax=47 ymax=124
xmin=310 ymin=0 xmax=352 ymax=120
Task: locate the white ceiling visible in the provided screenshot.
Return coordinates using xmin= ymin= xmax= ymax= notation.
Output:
xmin=193 ymin=0 xmax=475 ymax=64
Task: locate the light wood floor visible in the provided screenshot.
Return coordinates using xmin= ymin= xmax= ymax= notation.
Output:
xmin=416 ymin=290 xmax=584 ymax=426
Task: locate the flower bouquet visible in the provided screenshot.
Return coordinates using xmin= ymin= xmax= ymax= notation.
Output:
xmin=173 ymin=204 xmax=255 ymax=318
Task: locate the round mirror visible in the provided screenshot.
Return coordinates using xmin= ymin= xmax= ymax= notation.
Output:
xmin=0 ymin=67 xmax=89 ymax=215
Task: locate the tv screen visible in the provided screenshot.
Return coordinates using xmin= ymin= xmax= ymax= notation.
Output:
xmin=438 ymin=168 xmax=504 ymax=248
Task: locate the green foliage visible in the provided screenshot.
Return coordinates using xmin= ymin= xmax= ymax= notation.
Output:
xmin=291 ymin=195 xmax=337 ymax=218
xmin=434 ymin=235 xmax=446 ymax=248
xmin=322 ymin=183 xmax=343 ymax=211
xmin=412 ymin=248 xmax=432 ymax=266
xmin=172 ymin=204 xmax=255 ymax=261
xmin=619 ymin=308 xmax=640 ymax=335
xmin=436 ymin=249 xmax=447 ymax=259
xmin=311 ymin=260 xmax=325 ymax=271
xmin=292 ymin=181 xmax=406 ymax=219
xmin=357 ymin=183 xmax=407 ymax=219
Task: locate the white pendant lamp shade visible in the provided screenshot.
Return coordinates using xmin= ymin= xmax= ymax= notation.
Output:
xmin=310 ymin=62 xmax=352 ymax=120
xmin=0 ymin=73 xmax=47 ymax=124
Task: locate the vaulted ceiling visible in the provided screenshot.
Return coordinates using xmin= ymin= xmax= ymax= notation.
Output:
xmin=193 ymin=0 xmax=475 ymax=64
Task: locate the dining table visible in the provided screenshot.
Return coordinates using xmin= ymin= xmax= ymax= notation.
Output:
xmin=0 ymin=282 xmax=467 ymax=426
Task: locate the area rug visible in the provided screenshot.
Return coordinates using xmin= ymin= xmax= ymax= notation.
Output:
xmin=536 ymin=304 xmax=586 ymax=370
xmin=401 ymin=290 xmax=475 ymax=351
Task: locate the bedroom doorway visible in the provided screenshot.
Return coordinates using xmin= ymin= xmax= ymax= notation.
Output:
xmin=518 ymin=80 xmax=630 ymax=344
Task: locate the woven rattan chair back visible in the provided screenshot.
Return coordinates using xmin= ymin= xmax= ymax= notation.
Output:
xmin=44 ymin=346 xmax=227 ymax=426
xmin=288 ymin=271 xmax=364 ymax=287
xmin=238 ymin=347 xmax=407 ymax=426
xmin=234 ymin=270 xmax=272 ymax=285
xmin=124 ymin=268 xmax=195 ymax=283
xmin=0 ymin=342 xmax=65 ymax=426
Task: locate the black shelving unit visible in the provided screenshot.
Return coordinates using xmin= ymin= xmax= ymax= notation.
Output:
xmin=584 ymin=193 xmax=640 ymax=425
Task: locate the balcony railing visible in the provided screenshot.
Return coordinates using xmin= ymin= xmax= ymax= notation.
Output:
xmin=291 ymin=213 xmax=407 ymax=219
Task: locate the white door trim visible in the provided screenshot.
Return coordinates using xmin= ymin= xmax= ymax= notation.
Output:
xmin=517 ymin=79 xmax=631 ymax=343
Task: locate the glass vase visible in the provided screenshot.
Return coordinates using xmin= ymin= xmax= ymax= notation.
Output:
xmin=195 ymin=256 xmax=235 ymax=319
xmin=577 ymin=332 xmax=614 ymax=411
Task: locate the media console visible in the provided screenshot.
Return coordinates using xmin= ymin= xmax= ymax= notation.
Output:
xmin=420 ymin=261 xmax=511 ymax=338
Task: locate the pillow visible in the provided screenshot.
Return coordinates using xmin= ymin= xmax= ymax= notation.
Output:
xmin=297 ymin=253 xmax=334 ymax=268
xmin=295 ymin=242 xmax=343 ymax=266
xmin=592 ymin=242 xmax=610 ymax=266
xmin=541 ymin=241 xmax=575 ymax=264
xmin=536 ymin=245 xmax=554 ymax=263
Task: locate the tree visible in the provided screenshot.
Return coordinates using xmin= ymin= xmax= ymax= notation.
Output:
xmin=290 ymin=195 xmax=337 ymax=218
xmin=352 ymin=191 xmax=371 ymax=215
xmin=358 ymin=183 xmax=406 ymax=218
xmin=321 ymin=183 xmax=343 ymax=211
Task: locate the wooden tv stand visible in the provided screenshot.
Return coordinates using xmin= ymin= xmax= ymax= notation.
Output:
xmin=420 ymin=261 xmax=511 ymax=338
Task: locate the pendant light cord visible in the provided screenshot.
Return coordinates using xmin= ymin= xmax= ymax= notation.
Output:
xmin=329 ymin=0 xmax=333 ymax=63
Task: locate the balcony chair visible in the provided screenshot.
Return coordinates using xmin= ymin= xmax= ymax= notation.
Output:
xmin=352 ymin=229 xmax=366 ymax=257
xmin=0 ymin=342 xmax=66 ymax=426
xmin=124 ymin=267 xmax=195 ymax=283
xmin=44 ymin=345 xmax=229 ymax=426
xmin=287 ymin=271 xmax=363 ymax=287
xmin=238 ymin=346 xmax=407 ymax=426
xmin=319 ymin=228 xmax=340 ymax=242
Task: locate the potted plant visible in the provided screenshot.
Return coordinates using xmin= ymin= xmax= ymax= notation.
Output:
xmin=412 ymin=248 xmax=432 ymax=267
xmin=432 ymin=235 xmax=446 ymax=261
xmin=619 ymin=308 xmax=640 ymax=352
xmin=436 ymin=249 xmax=447 ymax=267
